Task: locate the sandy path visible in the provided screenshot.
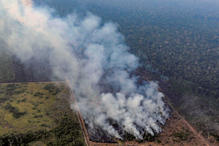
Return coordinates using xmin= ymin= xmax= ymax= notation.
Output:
xmin=175 ymin=111 xmax=211 ymax=146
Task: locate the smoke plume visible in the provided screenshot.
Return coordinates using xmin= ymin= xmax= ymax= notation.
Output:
xmin=0 ymin=0 xmax=169 ymax=139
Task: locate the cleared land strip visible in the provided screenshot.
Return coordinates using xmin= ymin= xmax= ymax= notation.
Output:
xmin=69 ymin=90 xmax=90 ymax=146
xmin=171 ymin=107 xmax=211 ymax=146
xmin=166 ymin=98 xmax=211 ymax=146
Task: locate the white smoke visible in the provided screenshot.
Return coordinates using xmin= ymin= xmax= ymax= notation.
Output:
xmin=0 ymin=0 xmax=169 ymax=139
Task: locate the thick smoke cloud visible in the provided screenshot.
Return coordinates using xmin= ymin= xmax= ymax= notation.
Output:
xmin=0 ymin=0 xmax=169 ymax=139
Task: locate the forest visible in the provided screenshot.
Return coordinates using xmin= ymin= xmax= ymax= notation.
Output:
xmin=0 ymin=0 xmax=218 ymax=143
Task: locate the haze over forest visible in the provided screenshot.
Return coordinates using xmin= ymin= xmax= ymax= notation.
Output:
xmin=0 ymin=0 xmax=218 ymax=145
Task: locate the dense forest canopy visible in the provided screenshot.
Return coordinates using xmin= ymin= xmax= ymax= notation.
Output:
xmin=35 ymin=0 xmax=219 ymax=94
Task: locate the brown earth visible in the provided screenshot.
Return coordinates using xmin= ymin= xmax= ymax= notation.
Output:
xmin=73 ymin=90 xmax=215 ymax=146
xmin=86 ymin=110 xmax=211 ymax=146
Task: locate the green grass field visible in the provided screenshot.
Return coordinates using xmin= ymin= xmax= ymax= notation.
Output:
xmin=0 ymin=82 xmax=85 ymax=146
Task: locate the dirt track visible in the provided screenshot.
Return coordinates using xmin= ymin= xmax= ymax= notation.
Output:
xmin=176 ymin=112 xmax=210 ymax=146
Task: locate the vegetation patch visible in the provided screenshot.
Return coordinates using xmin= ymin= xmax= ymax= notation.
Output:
xmin=0 ymin=97 xmax=9 ymax=103
xmin=6 ymin=84 xmax=18 ymax=95
xmin=34 ymin=92 xmax=44 ymax=98
xmin=172 ymin=131 xmax=190 ymax=141
xmin=0 ymin=130 xmax=48 ymax=146
xmin=0 ymin=82 xmax=85 ymax=145
xmin=4 ymin=103 xmax=26 ymax=119
xmin=43 ymin=84 xmax=61 ymax=95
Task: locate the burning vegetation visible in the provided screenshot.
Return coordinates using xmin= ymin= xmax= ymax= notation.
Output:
xmin=0 ymin=0 xmax=169 ymax=142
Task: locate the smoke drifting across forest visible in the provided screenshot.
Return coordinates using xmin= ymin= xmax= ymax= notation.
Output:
xmin=0 ymin=0 xmax=169 ymax=139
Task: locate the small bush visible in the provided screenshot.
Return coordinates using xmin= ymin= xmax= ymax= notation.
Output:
xmin=173 ymin=131 xmax=190 ymax=141
xmin=16 ymin=98 xmax=26 ymax=103
xmin=0 ymin=97 xmax=9 ymax=103
xmin=41 ymin=124 xmax=49 ymax=128
xmin=6 ymin=84 xmax=17 ymax=95
xmin=6 ymin=84 xmax=17 ymax=90
xmin=33 ymin=115 xmax=43 ymax=119
xmin=4 ymin=103 xmax=26 ymax=119
xmin=34 ymin=92 xmax=44 ymax=98
xmin=13 ymin=89 xmax=25 ymax=95
xmin=43 ymin=84 xmax=61 ymax=95
xmin=0 ymin=130 xmax=48 ymax=145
